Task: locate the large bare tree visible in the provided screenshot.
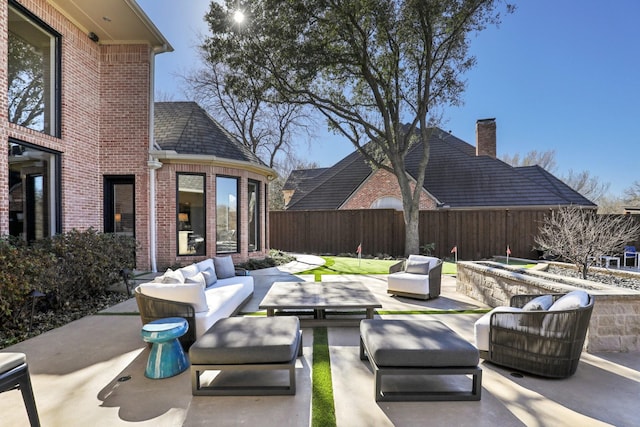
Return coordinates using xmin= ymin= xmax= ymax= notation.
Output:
xmin=202 ymin=0 xmax=513 ymax=255
xmin=184 ymin=45 xmax=314 ymax=170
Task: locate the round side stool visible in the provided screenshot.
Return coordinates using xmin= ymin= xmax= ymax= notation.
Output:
xmin=141 ymin=317 xmax=189 ymax=379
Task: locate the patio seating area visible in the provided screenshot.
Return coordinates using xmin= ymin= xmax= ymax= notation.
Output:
xmin=1 ymin=256 xmax=639 ymax=426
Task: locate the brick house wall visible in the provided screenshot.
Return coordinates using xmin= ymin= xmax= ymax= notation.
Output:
xmin=154 ymin=162 xmax=269 ymax=270
xmin=341 ymin=168 xmax=437 ymax=210
xmin=99 ymin=44 xmax=152 ymax=269
xmin=1 ymin=0 xmax=154 ymax=269
xmin=2 ymin=1 xmax=271 ymax=272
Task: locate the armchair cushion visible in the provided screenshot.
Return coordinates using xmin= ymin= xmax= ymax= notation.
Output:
xmin=522 ymin=294 xmax=553 ymax=311
xmin=548 ymin=290 xmax=590 ymax=311
xmin=404 ymin=255 xmax=431 ymax=275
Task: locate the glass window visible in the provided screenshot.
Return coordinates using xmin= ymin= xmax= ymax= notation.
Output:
xmin=216 ymin=176 xmax=238 ymax=253
xmin=177 ymin=174 xmax=206 ymax=256
xmin=104 ymin=176 xmax=135 ymax=237
xmin=248 ymin=180 xmax=260 ymax=252
xmin=8 ymin=2 xmax=60 ymax=136
xmin=370 ymin=196 xmax=403 ymax=211
xmin=9 ymin=140 xmax=60 ymax=240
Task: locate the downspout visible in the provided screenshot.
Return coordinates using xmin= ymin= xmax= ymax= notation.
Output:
xmin=147 ymin=47 xmax=165 ymax=273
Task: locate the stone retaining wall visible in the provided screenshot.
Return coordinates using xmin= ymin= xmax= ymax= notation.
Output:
xmin=456 ymin=261 xmax=640 ymax=352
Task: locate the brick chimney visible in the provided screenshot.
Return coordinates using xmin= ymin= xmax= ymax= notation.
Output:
xmin=476 ymin=118 xmax=496 ymax=158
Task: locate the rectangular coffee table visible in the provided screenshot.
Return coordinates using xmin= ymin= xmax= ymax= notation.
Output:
xmin=259 ymin=281 xmax=382 ymax=322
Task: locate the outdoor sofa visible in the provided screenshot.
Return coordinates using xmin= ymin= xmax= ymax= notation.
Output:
xmin=135 ymin=256 xmax=254 ymax=348
xmin=474 ymin=290 xmax=594 ymax=378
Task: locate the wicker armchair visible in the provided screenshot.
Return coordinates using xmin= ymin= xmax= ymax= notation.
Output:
xmin=134 ymin=287 xmax=197 ymax=348
xmin=479 ymin=293 xmax=594 ymax=378
xmin=387 ymin=255 xmax=443 ymax=300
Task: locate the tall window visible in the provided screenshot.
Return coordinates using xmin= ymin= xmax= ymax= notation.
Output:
xmin=248 ymin=180 xmax=260 ymax=251
xmin=216 ymin=176 xmax=238 ymax=253
xmin=177 ymin=174 xmax=205 ymax=256
xmin=8 ymin=140 xmax=60 ymax=240
xmin=104 ymin=176 xmax=135 ymax=236
xmin=8 ymin=2 xmax=61 ymax=137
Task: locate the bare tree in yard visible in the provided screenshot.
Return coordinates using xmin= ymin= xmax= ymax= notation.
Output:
xmin=503 ymin=149 xmax=611 ymax=205
xmin=184 ymin=51 xmax=314 ymax=169
xmin=202 ymin=0 xmax=514 ymax=255
xmin=534 ymin=206 xmax=640 ymax=279
xmin=501 ymin=149 xmax=558 ymax=173
xmin=623 ymin=180 xmax=640 ymax=206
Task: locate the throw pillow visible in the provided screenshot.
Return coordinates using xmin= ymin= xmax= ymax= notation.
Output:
xmin=201 ymin=267 xmax=218 ymax=287
xmin=185 ymin=272 xmax=207 ymax=289
xmin=196 ymin=258 xmax=215 ymax=273
xmin=152 ymin=268 xmax=184 ymax=284
xmin=522 ymin=294 xmax=554 ymax=311
xmin=404 ymin=255 xmax=431 ymax=275
xmin=179 ymin=263 xmax=200 ymax=279
xmin=548 ymin=290 xmax=590 ymax=311
xmin=214 ymin=256 xmax=236 ymax=279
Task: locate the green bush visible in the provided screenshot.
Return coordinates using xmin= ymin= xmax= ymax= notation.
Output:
xmin=0 ymin=229 xmax=136 ymax=329
xmin=0 ymin=237 xmax=55 ymax=329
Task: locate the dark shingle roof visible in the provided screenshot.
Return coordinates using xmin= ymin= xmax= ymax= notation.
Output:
xmin=154 ymin=102 xmax=266 ymax=167
xmin=285 ymin=127 xmax=597 ymax=210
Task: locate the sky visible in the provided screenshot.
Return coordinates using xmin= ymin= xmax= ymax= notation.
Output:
xmin=138 ymin=0 xmax=640 ymax=197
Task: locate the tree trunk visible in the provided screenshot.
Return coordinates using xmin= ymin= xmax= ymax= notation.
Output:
xmin=404 ymin=205 xmax=420 ymax=256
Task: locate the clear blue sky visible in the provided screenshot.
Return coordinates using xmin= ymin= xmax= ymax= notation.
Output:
xmin=138 ymin=0 xmax=640 ymax=197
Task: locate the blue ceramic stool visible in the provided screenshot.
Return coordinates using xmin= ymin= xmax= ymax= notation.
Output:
xmin=141 ymin=317 xmax=189 ymax=379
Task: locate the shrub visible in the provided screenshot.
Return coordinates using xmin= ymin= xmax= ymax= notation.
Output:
xmin=0 ymin=229 xmax=136 ymax=330
xmin=0 ymin=237 xmax=55 ymax=329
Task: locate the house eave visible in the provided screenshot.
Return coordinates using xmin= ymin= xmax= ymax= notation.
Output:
xmin=150 ymin=150 xmax=277 ymax=180
xmin=435 ymin=204 xmax=597 ymax=211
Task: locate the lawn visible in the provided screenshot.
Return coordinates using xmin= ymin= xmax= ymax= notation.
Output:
xmin=298 ymin=256 xmax=458 ymax=275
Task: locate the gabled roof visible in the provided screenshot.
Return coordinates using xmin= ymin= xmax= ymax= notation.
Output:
xmin=153 ymin=102 xmax=267 ymax=168
xmin=285 ymin=127 xmax=596 ymax=210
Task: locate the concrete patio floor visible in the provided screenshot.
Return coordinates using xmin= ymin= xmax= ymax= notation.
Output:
xmin=1 ymin=258 xmax=639 ymax=426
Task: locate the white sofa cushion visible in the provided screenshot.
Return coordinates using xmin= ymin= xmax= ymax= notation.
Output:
xmin=474 ymin=306 xmax=523 ymax=352
xmin=194 ymin=276 xmax=255 ymax=338
xmin=138 ymin=281 xmax=208 ymax=313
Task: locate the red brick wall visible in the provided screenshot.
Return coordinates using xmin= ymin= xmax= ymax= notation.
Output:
xmin=341 ymin=168 xmax=436 ymax=210
xmin=99 ymin=44 xmax=152 ymax=269
xmin=154 ymin=162 xmax=270 ymax=270
xmin=0 ymin=1 xmax=153 ymax=268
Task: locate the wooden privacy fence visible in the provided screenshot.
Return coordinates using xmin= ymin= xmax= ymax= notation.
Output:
xmin=269 ymin=209 xmax=640 ymax=260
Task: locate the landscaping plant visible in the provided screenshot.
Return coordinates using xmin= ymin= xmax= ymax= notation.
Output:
xmin=535 ymin=206 xmax=640 ymax=279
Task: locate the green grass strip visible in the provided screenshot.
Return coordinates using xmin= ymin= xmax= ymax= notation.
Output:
xmin=312 ymin=327 xmax=336 ymax=427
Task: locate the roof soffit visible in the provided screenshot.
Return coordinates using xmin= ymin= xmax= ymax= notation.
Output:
xmin=48 ymin=0 xmax=172 ymax=50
